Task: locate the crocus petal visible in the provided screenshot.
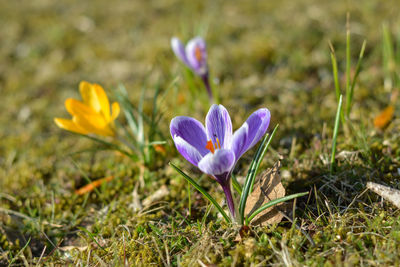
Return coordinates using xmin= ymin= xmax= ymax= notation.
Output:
xmin=110 ymin=102 xmax=120 ymax=121
xmin=232 ymin=108 xmax=271 ymax=161
xmin=54 ymin=118 xmax=89 ymax=135
xmin=79 ymin=81 xmax=102 ymax=113
xmin=73 ymin=116 xmax=114 ymax=137
xmin=171 ymin=37 xmax=189 ymax=66
xmin=198 ymin=149 xmax=235 ymax=177
xmin=185 ymin=36 xmax=208 ymax=75
xmin=173 ymin=135 xmax=203 ymax=166
xmin=170 ymin=116 xmax=209 ymax=156
xmin=92 ymin=83 xmax=110 ymax=122
xmin=65 ymin=98 xmax=97 ymax=117
xmin=65 ymin=99 xmax=108 ymax=128
xmin=205 ymin=104 xmax=233 ymax=149
xmin=72 ymin=115 xmax=101 ymax=133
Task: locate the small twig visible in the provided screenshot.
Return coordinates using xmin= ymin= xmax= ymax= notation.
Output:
xmin=35 ymin=245 xmax=47 ymax=267
xmin=0 ymin=193 xmax=17 ymax=203
xmin=197 ymin=259 xmax=208 ymax=267
xmin=40 ymin=238 xmax=64 ymax=264
xmin=292 ymin=198 xmax=297 ymax=222
xmin=87 ymin=249 xmax=91 ymax=266
xmin=342 ymin=187 xmax=369 ymax=214
xmin=41 ymin=231 xmax=57 ymax=249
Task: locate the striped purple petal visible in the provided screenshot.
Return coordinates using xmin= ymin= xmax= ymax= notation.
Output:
xmin=205 ymin=104 xmax=233 ymax=150
xmin=172 ymin=136 xmax=203 ymax=166
xmin=170 ymin=116 xmax=209 ymax=157
xmin=185 ymin=36 xmax=208 ymax=76
xmin=171 ymin=37 xmax=190 ymax=66
xmin=232 ymin=108 xmax=270 ymax=162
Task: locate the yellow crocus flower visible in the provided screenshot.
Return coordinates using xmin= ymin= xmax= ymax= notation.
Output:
xmin=54 ymin=81 xmax=120 ymax=137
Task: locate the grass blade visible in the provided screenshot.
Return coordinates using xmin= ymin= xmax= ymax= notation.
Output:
xmin=345 ymin=13 xmax=351 ymax=116
xmin=238 ymin=124 xmax=279 ymax=224
xmin=396 ymin=32 xmax=400 ymax=89
xmin=246 ymin=192 xmax=308 ymax=224
xmin=117 ymin=84 xmax=138 ymax=136
xmin=238 ymin=134 xmax=269 ymax=223
xmin=7 ymin=237 xmax=31 ymax=267
xmin=382 ymin=24 xmax=394 ymax=91
xmin=249 ymin=125 xmax=278 ymax=194
xmin=329 ymin=42 xmax=341 ymax=102
xmin=137 ymin=85 xmax=145 ymax=145
xmin=347 ymin=40 xmax=367 ymax=116
xmin=78 ymin=227 xmax=107 ymax=252
xmin=169 ymin=162 xmax=231 ymax=223
xmin=146 ymin=141 xmax=167 ymax=146
xmin=231 ymin=174 xmax=242 ymax=194
xmin=330 ymin=94 xmax=343 ymax=173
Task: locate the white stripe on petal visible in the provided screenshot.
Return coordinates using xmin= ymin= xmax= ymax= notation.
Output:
xmin=198 ymin=149 xmax=235 ymax=176
xmin=173 ymin=135 xmax=204 ymax=166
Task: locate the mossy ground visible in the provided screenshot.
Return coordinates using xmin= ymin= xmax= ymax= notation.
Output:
xmin=1 ymin=0 xmax=400 ymax=266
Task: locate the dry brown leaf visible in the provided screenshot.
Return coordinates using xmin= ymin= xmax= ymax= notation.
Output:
xmin=374 ymin=105 xmax=394 ymax=129
xmin=142 ymin=185 xmax=169 ymax=206
xmin=244 ymin=161 xmax=285 ymax=226
xmin=75 ymin=176 xmax=115 ymax=195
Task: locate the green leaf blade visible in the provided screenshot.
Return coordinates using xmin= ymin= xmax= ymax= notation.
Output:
xmin=238 ymin=124 xmax=279 ymax=224
xmin=169 ymin=162 xmax=231 ymax=223
xmin=246 ymin=192 xmax=309 ymax=224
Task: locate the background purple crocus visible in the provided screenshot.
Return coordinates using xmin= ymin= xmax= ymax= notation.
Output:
xmin=171 ymin=36 xmax=213 ymax=101
xmin=170 ymin=104 xmax=271 ymax=218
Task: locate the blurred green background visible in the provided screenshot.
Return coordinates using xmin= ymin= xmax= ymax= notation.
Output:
xmin=2 ymin=0 xmax=399 ymax=190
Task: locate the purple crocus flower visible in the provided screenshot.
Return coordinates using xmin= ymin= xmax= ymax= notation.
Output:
xmin=170 ymin=104 xmax=271 ymax=218
xmin=171 ymin=36 xmax=213 ymax=101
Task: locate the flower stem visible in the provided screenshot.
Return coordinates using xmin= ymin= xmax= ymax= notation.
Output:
xmin=220 ymin=181 xmax=235 ymax=219
xmin=201 ymin=73 xmax=214 ymax=103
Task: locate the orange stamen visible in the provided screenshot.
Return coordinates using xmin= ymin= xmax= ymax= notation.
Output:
xmin=216 ymin=138 xmax=221 ymax=149
xmin=206 ymin=138 xmax=221 ymax=154
xmin=195 ymin=46 xmax=202 ymax=61
xmin=206 ymin=140 xmax=215 ymax=154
